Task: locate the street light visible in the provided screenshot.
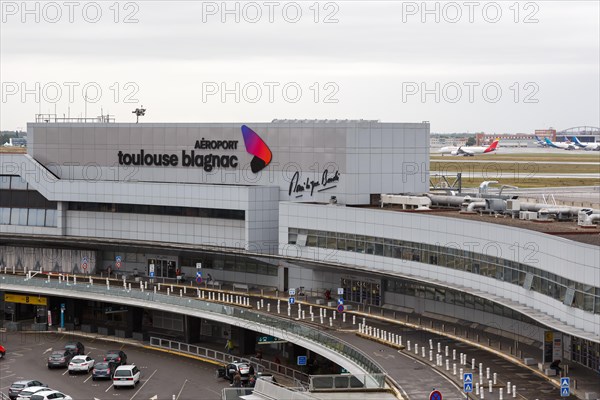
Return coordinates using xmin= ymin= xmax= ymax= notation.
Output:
xmin=132 ymin=106 xmax=146 ymax=123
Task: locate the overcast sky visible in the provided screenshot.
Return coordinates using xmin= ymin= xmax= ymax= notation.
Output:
xmin=1 ymin=1 xmax=598 ymax=133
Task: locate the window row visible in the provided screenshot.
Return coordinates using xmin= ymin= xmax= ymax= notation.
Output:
xmin=0 ymin=175 xmax=28 ymax=190
xmin=0 ymin=208 xmax=57 ymax=227
xmin=68 ymin=202 xmax=245 ymax=220
xmin=385 ymin=279 xmax=539 ymax=325
xmin=288 ymin=228 xmax=600 ymax=315
xmin=0 ymin=189 xmax=57 ymax=209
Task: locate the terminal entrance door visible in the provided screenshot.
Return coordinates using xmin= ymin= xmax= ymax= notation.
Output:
xmin=341 ymin=278 xmax=381 ymax=306
xmin=147 ymin=259 xmax=177 ymax=278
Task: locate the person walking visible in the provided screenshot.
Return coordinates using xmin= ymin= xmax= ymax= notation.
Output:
xmin=225 ymin=339 xmax=234 ymax=354
xmin=233 ymin=371 xmax=242 ymax=387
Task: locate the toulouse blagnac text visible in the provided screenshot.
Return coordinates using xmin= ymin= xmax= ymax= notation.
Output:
xmin=117 ymin=139 xmax=239 ymax=172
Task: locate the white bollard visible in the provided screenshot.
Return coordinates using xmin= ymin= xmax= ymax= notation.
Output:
xmin=446 ymin=359 xmax=450 ymax=371
xmin=507 ymin=382 xmax=511 ymax=394
xmin=472 ymin=358 xmax=476 ymax=369
xmin=445 ymin=345 xmax=449 ymax=357
xmin=257 ymin=301 xmax=260 ymax=309
xmin=453 ymin=363 xmax=457 ymax=375
xmin=352 ymin=315 xmax=356 ymax=325
xmin=488 ymin=380 xmax=493 ymax=392
xmin=298 ymin=308 xmax=301 ymax=319
xmin=329 ymin=317 xmax=333 ymax=327
xmin=493 ymin=372 xmax=497 ymax=385
xmin=415 ymin=345 xmax=419 ymax=355
xmin=459 ymin=368 xmax=463 ymax=380
xmin=167 ymin=288 xmax=170 ymax=296
xmin=302 ymin=310 xmax=305 ymax=319
xmin=499 ymin=388 xmax=503 ymax=400
xmin=333 ymin=311 xmax=336 ymax=320
xmin=311 ymin=313 xmax=314 ymax=322
xmin=429 ymin=350 xmax=433 ymax=361
xmin=407 ymin=341 xmax=411 ymax=351
xmin=179 ymin=289 xmax=182 ymax=297
xmin=475 ymin=383 xmax=479 ymax=395
xmin=422 ymin=347 xmax=426 ymax=358
xmin=74 ymin=276 xmax=77 ymax=285
xmin=154 ymin=287 xmax=157 ymax=294
xmin=437 ymin=342 xmax=441 ymax=353
xmin=362 ymin=317 xmax=366 ymax=326
xmin=184 ymin=287 xmax=187 ymax=294
xmin=343 ymin=313 xmax=346 ymax=323
xmin=267 ymin=304 xmax=270 ymax=312
xmin=320 ymin=315 xmax=324 ymax=324
xmin=399 ymin=336 xmax=402 ymax=346
xmin=287 ymin=307 xmax=291 ymax=317
xmin=512 ymin=385 xmax=516 ymax=398
xmin=479 ymin=363 xmax=483 ymax=375
xmin=261 ymin=299 xmax=264 ymax=308
xmin=309 ymin=305 xmax=313 ymax=314
xmin=453 ymin=349 xmax=456 ymax=360
xmin=429 ymin=339 xmax=433 ymax=349
xmin=486 ymin=367 xmax=490 ymax=380
xmin=145 ymin=281 xmax=148 ymax=289
xmin=481 ymin=388 xmax=485 ymax=399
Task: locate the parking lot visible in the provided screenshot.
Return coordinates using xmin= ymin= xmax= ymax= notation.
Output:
xmin=0 ymin=331 xmax=226 ymax=400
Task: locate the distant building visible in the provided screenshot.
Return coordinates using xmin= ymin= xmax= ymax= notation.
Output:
xmin=4 ymin=137 xmax=27 ymax=147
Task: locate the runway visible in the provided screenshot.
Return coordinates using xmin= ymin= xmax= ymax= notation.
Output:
xmin=429 ymin=171 xmax=600 ymax=179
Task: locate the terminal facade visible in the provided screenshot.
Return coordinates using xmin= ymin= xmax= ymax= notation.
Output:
xmin=0 ymin=119 xmax=598 ymax=373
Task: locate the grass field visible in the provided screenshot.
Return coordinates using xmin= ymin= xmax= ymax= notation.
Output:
xmin=431 ymin=161 xmax=600 ymax=174
xmin=0 ymin=147 xmax=26 ymax=153
xmin=431 ymin=153 xmax=600 ymax=162
xmin=458 ymin=177 xmax=600 ymax=188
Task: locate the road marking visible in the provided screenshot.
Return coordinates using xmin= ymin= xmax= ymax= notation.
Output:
xmin=43 ymin=347 xmax=53 ymax=354
xmin=84 ymin=374 xmax=94 ymax=383
xmin=0 ymin=374 xmax=14 ymax=380
xmin=105 ymin=383 xmax=114 ymax=392
xmin=129 ymin=369 xmax=157 ymax=400
xmin=62 ymin=369 xmax=70 ymax=376
xmin=175 ymin=379 xmax=188 ymax=400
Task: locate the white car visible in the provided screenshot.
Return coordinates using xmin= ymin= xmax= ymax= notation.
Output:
xmin=113 ymin=365 xmax=141 ymax=388
xmin=16 ymin=387 xmax=51 ymax=400
xmin=68 ymin=355 xmax=95 ymax=374
xmin=29 ymin=390 xmax=72 ymax=400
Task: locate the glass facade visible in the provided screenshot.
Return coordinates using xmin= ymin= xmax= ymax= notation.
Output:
xmin=0 ymin=176 xmax=58 ymax=227
xmin=288 ymin=228 xmax=600 ymax=315
xmin=68 ymin=202 xmax=244 ymax=220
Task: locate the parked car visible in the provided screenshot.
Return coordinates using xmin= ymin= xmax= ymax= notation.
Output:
xmin=104 ymin=350 xmax=127 ymax=365
xmin=47 ymin=350 xmax=74 ymax=369
xmin=16 ymin=386 xmax=51 ymax=400
xmin=216 ymin=361 xmax=252 ymax=384
xmin=30 ymin=390 xmax=72 ymax=400
xmin=68 ymin=355 xmax=95 ymax=374
xmin=113 ymin=365 xmax=141 ymax=388
xmin=8 ymin=381 xmax=47 ymax=400
xmin=0 ymin=344 xmax=6 ymax=359
xmin=64 ymin=342 xmax=84 ymax=356
xmin=92 ymin=361 xmax=117 ymax=380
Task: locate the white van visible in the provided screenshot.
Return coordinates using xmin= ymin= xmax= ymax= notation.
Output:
xmin=113 ymin=365 xmax=141 ymax=388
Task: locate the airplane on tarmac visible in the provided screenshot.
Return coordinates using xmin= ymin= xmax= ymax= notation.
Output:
xmin=544 ymin=137 xmax=577 ymax=150
xmin=571 ymin=136 xmax=600 ymax=151
xmin=438 ymin=138 xmax=500 ymax=156
xmin=534 ymin=135 xmax=548 ymax=147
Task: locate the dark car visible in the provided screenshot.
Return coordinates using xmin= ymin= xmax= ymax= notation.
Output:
xmin=8 ymin=380 xmax=47 ymax=400
xmin=64 ymin=342 xmax=84 ymax=356
xmin=47 ymin=350 xmax=74 ymax=369
xmin=216 ymin=362 xmax=252 ymax=384
xmin=104 ymin=350 xmax=127 ymax=365
xmin=92 ymin=362 xmax=117 ymax=380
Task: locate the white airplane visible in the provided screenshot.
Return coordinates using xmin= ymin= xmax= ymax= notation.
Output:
xmin=571 ymin=136 xmax=600 ymax=151
xmin=438 ymin=138 xmax=500 ymax=156
xmin=544 ymin=137 xmax=577 ymax=150
xmin=534 ymin=135 xmax=548 ymax=147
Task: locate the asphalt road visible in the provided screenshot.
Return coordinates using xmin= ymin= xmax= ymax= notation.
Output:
xmin=0 ymin=331 xmax=225 ymax=400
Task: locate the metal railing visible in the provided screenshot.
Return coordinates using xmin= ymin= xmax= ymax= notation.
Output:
xmin=221 ymin=388 xmax=253 ymax=400
xmin=1 ymin=274 xmax=385 ymax=377
xmin=149 ymin=337 xmax=309 ymax=383
xmin=309 ymin=373 xmax=386 ymax=391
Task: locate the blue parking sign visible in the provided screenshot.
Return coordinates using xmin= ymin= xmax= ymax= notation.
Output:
xmin=289 ymin=297 xmax=295 ymax=305
xmin=464 ymin=383 xmax=473 ymax=393
xmin=463 ymin=373 xmax=473 ymax=383
xmin=297 ymin=356 xmax=307 ymax=366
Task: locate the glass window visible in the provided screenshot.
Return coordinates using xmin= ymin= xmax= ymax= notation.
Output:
xmin=28 ymin=209 xmax=45 ymax=226
xmin=10 ymin=176 xmax=27 ymax=190
xmin=45 ymin=209 xmax=57 ymax=226
xmin=11 ymin=208 xmax=28 ymax=225
xmin=0 ymin=207 xmax=10 ymax=224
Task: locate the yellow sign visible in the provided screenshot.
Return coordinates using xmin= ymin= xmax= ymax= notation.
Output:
xmin=4 ymin=293 xmax=47 ymax=306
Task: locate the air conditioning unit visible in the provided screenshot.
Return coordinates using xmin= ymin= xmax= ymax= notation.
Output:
xmin=519 ymin=211 xmax=538 ymax=220
xmin=506 ymin=200 xmax=521 ymax=211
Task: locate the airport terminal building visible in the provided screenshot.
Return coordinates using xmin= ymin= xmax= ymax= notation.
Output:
xmin=1 ymin=119 xmax=599 ymax=373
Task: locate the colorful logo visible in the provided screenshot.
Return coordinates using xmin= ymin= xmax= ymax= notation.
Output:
xmin=241 ymin=125 xmax=272 ymax=173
